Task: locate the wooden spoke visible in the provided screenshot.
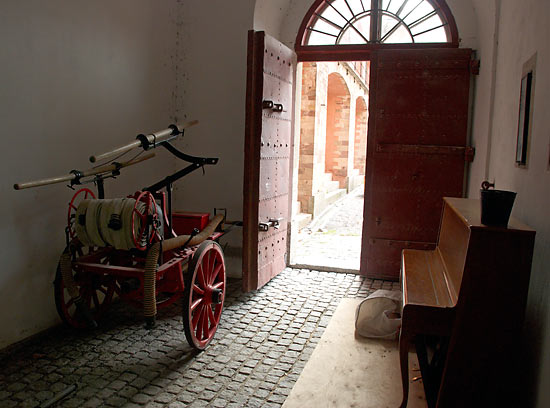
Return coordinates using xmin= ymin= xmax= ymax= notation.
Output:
xmin=201 ymin=308 xmax=209 ymax=340
xmin=212 ymin=281 xmax=224 ymax=290
xmin=197 ymin=265 xmax=207 ymax=289
xmin=92 ymin=291 xmax=100 ymax=309
xmin=208 ymin=253 xmax=217 ymax=284
xmin=210 ymin=264 xmax=223 ymax=286
xmin=193 ymin=284 xmax=205 ymax=295
xmin=191 ymin=297 xmax=203 ymax=311
xmin=207 ymin=304 xmax=216 ymax=327
xmin=192 ymin=303 xmax=203 ymax=329
xmin=66 ymin=297 xmax=75 ymax=308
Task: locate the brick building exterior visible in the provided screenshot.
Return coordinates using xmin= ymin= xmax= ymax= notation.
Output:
xmin=295 ymin=61 xmax=369 ymax=224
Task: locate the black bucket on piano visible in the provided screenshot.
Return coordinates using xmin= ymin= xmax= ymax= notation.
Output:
xmin=480 ymin=189 xmax=516 ymax=227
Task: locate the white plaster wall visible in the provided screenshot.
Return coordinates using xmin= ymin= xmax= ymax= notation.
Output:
xmin=466 ymin=0 xmax=498 ymax=195
xmin=445 ymin=0 xmax=477 ymax=49
xmin=253 ymin=0 xmax=288 ymax=39
xmin=481 ymin=0 xmax=550 ymax=406
xmin=173 ymin=0 xmax=256 ymax=277
xmin=0 ymin=0 xmax=183 ymax=349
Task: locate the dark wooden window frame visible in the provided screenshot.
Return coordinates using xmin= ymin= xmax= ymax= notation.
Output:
xmin=295 ymin=0 xmax=459 ymax=62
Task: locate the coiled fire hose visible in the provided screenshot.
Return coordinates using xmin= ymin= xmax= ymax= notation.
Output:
xmin=75 ymin=198 xmax=159 ymax=250
xmin=143 ymin=214 xmax=224 ymax=328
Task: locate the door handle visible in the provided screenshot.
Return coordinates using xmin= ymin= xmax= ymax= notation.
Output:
xmin=259 ymin=218 xmax=284 ymax=231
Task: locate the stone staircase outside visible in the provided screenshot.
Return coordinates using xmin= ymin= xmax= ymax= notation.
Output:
xmin=293 ymin=172 xmax=352 ymax=231
xmin=290 ymin=186 xmax=365 ymax=271
xmin=348 ymin=168 xmax=365 ymax=192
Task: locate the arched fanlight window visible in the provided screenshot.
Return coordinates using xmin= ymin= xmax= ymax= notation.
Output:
xmin=300 ymin=0 xmax=457 ymax=46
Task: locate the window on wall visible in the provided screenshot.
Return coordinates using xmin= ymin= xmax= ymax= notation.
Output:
xmin=306 ymin=0 xmax=451 ymax=45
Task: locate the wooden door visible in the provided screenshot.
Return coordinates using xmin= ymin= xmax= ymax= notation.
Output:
xmin=243 ymin=31 xmax=295 ymax=291
xmin=362 ymin=49 xmax=475 ymax=280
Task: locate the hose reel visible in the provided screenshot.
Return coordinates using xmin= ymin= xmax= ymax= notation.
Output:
xmin=74 ymin=192 xmax=163 ymax=250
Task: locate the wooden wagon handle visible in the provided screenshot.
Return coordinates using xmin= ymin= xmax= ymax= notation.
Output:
xmin=89 ymin=120 xmax=199 ymax=163
xmin=14 ymin=152 xmax=156 ymax=190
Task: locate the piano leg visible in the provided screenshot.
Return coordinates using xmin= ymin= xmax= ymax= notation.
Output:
xmin=399 ymin=330 xmax=413 ymax=408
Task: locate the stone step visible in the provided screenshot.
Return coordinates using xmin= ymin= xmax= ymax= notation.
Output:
xmin=325 ymin=179 xmax=340 ymax=194
xmin=324 ymin=188 xmax=347 ymax=207
xmin=322 ymin=172 xmax=333 ymax=184
xmin=292 ymin=200 xmax=302 ymax=216
xmin=348 ymin=173 xmax=365 ymax=192
xmin=293 ymin=212 xmax=313 ymax=230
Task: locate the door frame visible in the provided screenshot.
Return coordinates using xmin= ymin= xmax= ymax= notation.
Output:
xmin=287 ymin=55 xmax=372 ymax=271
xmin=245 ymin=43 xmax=472 ymax=285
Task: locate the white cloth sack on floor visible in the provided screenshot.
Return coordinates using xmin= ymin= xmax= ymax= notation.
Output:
xmin=355 ymin=289 xmax=402 ymax=339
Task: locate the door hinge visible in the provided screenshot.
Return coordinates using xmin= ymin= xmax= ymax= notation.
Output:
xmin=464 ymin=146 xmax=475 ymax=163
xmin=470 ymin=59 xmax=480 ymax=75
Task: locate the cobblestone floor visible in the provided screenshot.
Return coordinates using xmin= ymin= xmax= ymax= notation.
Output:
xmin=0 ymin=269 xmax=398 ymax=408
xmin=292 ymin=187 xmax=365 ymax=271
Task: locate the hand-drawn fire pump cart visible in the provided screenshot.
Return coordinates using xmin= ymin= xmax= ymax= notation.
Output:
xmin=14 ymin=121 xmax=236 ymax=350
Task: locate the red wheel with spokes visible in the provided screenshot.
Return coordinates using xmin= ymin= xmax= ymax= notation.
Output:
xmin=183 ymin=240 xmax=226 ymax=350
xmin=54 ymin=244 xmax=118 ymax=328
xmin=131 ymin=191 xmax=159 ymax=250
xmin=67 ymin=188 xmax=96 ymax=239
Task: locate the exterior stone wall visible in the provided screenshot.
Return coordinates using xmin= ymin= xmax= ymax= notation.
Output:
xmin=354 ymin=96 xmax=368 ymax=175
xmin=326 ymin=73 xmax=351 ymax=189
xmin=297 ymin=62 xmax=317 ymax=214
xmin=295 ymin=61 xmax=369 ymax=219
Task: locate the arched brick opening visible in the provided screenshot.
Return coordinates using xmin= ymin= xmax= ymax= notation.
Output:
xmin=326 ymin=72 xmax=350 ymax=189
xmin=297 ymin=62 xmax=318 ymax=215
xmin=354 ymin=96 xmax=368 ymax=176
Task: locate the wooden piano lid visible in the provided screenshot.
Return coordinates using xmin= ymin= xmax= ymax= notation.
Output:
xmin=443 ymin=197 xmax=535 ymax=233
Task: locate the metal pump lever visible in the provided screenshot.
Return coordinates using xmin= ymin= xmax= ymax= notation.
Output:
xmin=259 ymin=218 xmax=284 ymax=232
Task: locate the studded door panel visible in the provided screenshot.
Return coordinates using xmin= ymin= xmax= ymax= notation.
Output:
xmin=243 ymin=31 xmax=295 ymax=290
xmin=362 ymin=49 xmax=473 ymax=280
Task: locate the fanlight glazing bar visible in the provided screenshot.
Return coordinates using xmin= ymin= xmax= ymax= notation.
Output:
xmin=412 ymin=22 xmax=447 ymax=37
xmin=308 ymin=27 xmax=339 ymax=38
xmin=401 ymin=0 xmax=427 ymax=22
xmin=343 ymin=0 xmax=355 ymax=16
xmin=379 ymin=13 xmax=413 ymax=43
xmin=380 ymin=4 xmax=437 ymax=44
xmin=327 ymin=1 xmax=370 ymax=43
xmin=408 ymin=9 xmax=438 ymax=29
xmin=395 ymin=0 xmax=412 ymax=17
xmin=315 ymin=12 xmax=344 ymax=30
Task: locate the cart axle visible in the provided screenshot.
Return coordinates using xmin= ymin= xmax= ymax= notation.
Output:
xmin=211 ymin=288 xmax=223 ymax=305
